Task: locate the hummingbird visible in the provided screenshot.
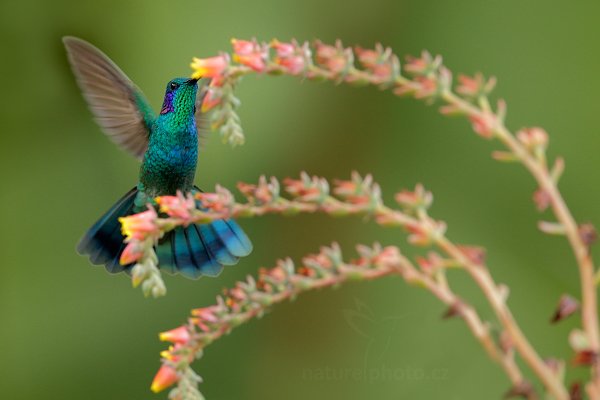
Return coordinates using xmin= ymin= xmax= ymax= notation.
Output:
xmin=64 ymin=37 xmax=252 ymax=279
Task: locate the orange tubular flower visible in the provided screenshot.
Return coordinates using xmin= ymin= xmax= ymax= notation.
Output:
xmin=159 ymin=325 xmax=191 ymax=344
xmin=190 ymin=55 xmax=229 ymax=79
xmin=119 ymin=207 xmax=158 ymax=241
xmin=150 ymin=364 xmax=180 ymax=393
xmin=119 ymin=241 xmax=144 ymax=265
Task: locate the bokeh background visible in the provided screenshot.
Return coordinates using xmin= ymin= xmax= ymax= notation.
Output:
xmin=2 ymin=0 xmax=600 ymax=399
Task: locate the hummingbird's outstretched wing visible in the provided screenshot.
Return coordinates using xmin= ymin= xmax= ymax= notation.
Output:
xmin=63 ymin=37 xmax=156 ymax=160
xmin=194 ymin=78 xmax=212 ymax=149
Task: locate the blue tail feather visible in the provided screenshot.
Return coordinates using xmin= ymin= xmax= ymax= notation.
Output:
xmin=106 ymin=242 xmax=127 ymax=274
xmin=213 ymin=219 xmax=253 ymax=257
xmin=78 ymin=187 xmax=253 ymax=279
xmin=188 ymin=225 xmax=222 ymax=277
xmin=77 ymin=187 xmax=137 ymax=273
xmin=172 ymin=228 xmax=201 ymax=279
xmin=198 ymin=223 xmax=239 ymax=266
xmin=156 ymin=237 xmax=176 ymax=274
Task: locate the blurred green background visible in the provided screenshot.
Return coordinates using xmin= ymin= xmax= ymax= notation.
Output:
xmin=2 ymin=0 xmax=600 ymax=398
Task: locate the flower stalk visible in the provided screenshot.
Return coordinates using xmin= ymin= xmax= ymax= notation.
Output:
xmin=183 ymin=38 xmax=598 ymax=398
xmin=129 ymin=172 xmax=558 ymax=399
xmin=153 ymin=242 xmax=533 ymax=399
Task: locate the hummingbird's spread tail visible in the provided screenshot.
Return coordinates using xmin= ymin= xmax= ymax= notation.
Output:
xmin=77 ymin=188 xmax=253 ymax=279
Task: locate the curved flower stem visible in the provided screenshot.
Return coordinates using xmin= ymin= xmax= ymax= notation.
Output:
xmin=185 ymin=38 xmax=600 ymax=397
xmin=395 ymin=253 xmax=529 ymax=394
xmin=142 ymin=172 xmax=556 ymax=398
xmin=389 ymin=201 xmax=567 ymax=399
xmin=435 ymin=235 xmax=554 ymax=399
xmin=155 ymin=243 xmax=532 ymax=398
xmin=441 ymin=90 xmax=600 ymax=397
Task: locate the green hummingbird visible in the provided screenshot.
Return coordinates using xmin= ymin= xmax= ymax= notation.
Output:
xmin=64 ymin=37 xmax=252 ymax=279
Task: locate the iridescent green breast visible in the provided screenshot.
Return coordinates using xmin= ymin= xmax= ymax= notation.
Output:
xmin=139 ymin=116 xmax=198 ymax=197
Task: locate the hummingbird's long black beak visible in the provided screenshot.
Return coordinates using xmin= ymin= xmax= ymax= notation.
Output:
xmin=186 ymin=78 xmax=198 ymax=85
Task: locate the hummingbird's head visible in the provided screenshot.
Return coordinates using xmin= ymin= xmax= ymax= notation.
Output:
xmin=160 ymin=77 xmax=198 ymax=117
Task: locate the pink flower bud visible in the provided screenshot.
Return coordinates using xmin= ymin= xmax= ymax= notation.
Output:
xmin=150 ymin=364 xmax=179 ymax=393
xmin=413 ymin=77 xmax=438 ymax=99
xmin=415 ymin=252 xmax=444 ymax=273
xmin=395 ymin=184 xmax=433 ymax=210
xmin=372 ymin=246 xmax=402 ymax=268
xmin=156 ymin=192 xmax=195 ymax=221
xmin=469 ymin=111 xmax=497 ymax=139
xmin=191 ymin=306 xmax=219 ymax=323
xmin=457 ymin=245 xmax=486 ymax=266
xmin=195 ymin=186 xmax=235 ymax=213
xmin=333 ymin=180 xmax=357 ymax=195
xmin=456 ymin=73 xmax=496 ymax=97
xmin=405 ymin=223 xmax=431 ymax=247
xmin=333 ymin=178 xmax=369 ymax=205
xmin=231 ymin=39 xmax=255 ymax=55
xmin=284 ymin=175 xmax=323 ymax=202
xmin=228 ymin=286 xmax=247 ymax=302
xmin=333 ymin=172 xmax=378 ymax=205
xmin=237 ymin=176 xmax=278 ymax=205
xmin=532 ymin=188 xmax=551 ymax=212
xmin=302 ymin=251 xmax=333 ymax=270
xmin=119 ymin=241 xmax=144 ymax=265
xmin=355 ymin=44 xmax=397 ymax=83
xmin=237 ymin=182 xmax=257 ymax=198
xmin=516 ymin=127 xmax=548 ymax=151
xmin=404 ymin=51 xmax=442 ymax=75
xmin=190 ymin=55 xmax=229 ymax=79
xmin=258 ymin=264 xmax=288 ymax=288
xmin=231 ymin=38 xmax=267 ymax=72
xmin=550 ymin=295 xmax=579 ymax=323
xmin=314 ymin=40 xmax=351 ymax=74
xmin=159 ymin=325 xmax=191 ymax=344
xmin=272 ymin=40 xmax=306 ymax=75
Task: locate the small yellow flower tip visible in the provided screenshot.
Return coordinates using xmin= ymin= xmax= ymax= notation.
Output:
xmin=190 ymin=70 xmax=203 ymax=80
xmin=160 ymin=348 xmax=173 ymax=360
xmin=131 ymin=273 xmax=143 ymax=288
xmin=117 ymin=216 xmax=130 ymax=237
xmin=151 ymin=365 xmax=179 ymax=393
xmin=150 ymin=383 xmax=162 ymax=393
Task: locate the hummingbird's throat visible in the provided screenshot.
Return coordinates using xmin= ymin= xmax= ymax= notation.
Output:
xmin=160 ymin=91 xmax=175 ymax=115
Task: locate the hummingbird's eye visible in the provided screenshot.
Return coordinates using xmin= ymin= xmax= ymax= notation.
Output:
xmin=170 ymin=82 xmax=179 ymax=90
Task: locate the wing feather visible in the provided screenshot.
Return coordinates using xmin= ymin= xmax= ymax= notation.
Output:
xmin=63 ymin=36 xmax=156 ymax=160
